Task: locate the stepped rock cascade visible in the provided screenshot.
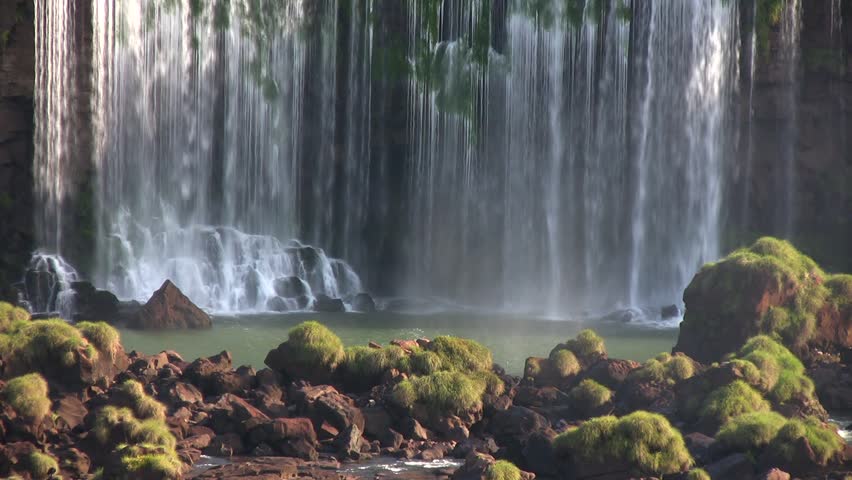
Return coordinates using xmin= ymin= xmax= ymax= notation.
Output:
xmin=31 ymin=0 xmax=834 ymax=316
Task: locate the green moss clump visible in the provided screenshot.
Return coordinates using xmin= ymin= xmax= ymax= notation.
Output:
xmin=25 ymin=451 xmax=59 ymax=480
xmin=550 ymin=349 xmax=581 ymax=378
xmin=768 ymin=417 xmax=844 ymax=465
xmin=119 ymin=445 xmax=182 ymax=479
xmin=699 ymin=380 xmax=770 ymax=426
xmin=735 ymin=335 xmax=814 ymax=404
xmin=524 ymin=357 xmax=544 ymax=378
xmin=429 ymin=336 xmax=493 ymax=373
xmin=715 ymin=411 xmax=787 ymax=454
xmin=286 ymin=321 xmax=345 ymax=370
xmin=3 ymin=373 xmax=51 ymax=421
xmin=344 ymin=345 xmax=409 ymax=378
xmin=114 ymin=380 xmax=166 ymax=421
xmin=391 ymin=371 xmax=487 ymax=417
xmin=76 ymin=321 xmax=121 ymax=359
xmin=0 ymin=318 xmax=90 ymax=370
xmin=470 ymin=370 xmax=506 ymax=396
xmin=485 ymin=459 xmax=522 ymax=480
xmin=410 ymin=350 xmax=443 ymax=375
xmin=561 ymin=329 xmax=606 ymax=362
xmin=825 ymin=274 xmax=852 ymax=309
xmin=685 ymin=469 xmax=711 ymax=480
xmin=631 ymin=353 xmax=696 ymax=385
xmin=568 ymin=379 xmax=612 ymax=412
xmin=553 ymin=411 xmax=693 ymax=476
xmin=0 ymin=301 xmax=29 ymax=332
xmin=93 ymin=405 xmax=179 ymax=477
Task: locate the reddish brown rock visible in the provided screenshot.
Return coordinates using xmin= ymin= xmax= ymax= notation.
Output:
xmin=130 ymin=280 xmax=212 ymax=329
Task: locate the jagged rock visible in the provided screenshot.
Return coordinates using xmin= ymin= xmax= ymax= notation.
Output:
xmin=452 ymin=452 xmax=535 ymax=480
xmin=351 ymin=293 xmax=376 ymax=312
xmin=162 ymin=381 xmax=204 ymax=407
xmin=204 ymin=433 xmax=245 ymax=457
xmin=130 ymin=280 xmax=212 ymax=329
xmin=488 ymin=406 xmax=550 ymax=464
xmin=183 ymin=350 xmax=233 ymax=395
xmin=313 ymin=294 xmax=345 ymax=313
xmin=683 ymin=432 xmax=715 ymax=464
xmin=400 ymin=417 xmax=430 ymax=441
xmin=70 ymin=281 xmax=119 ymax=322
xmin=53 ymin=395 xmax=87 ymax=430
xmin=273 ymin=276 xmax=310 ymax=298
xmin=580 ymin=358 xmax=641 ymax=389
xmin=334 ymin=424 xmax=363 ymax=460
xmin=704 ymin=453 xmax=753 ymax=480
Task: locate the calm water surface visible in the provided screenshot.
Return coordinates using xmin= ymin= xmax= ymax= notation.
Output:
xmin=119 ymin=311 xmax=679 ymax=375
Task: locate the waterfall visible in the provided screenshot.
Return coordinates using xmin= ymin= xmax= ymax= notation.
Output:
xmin=89 ymin=0 xmax=370 ymax=311
xmin=29 ymin=0 xmax=775 ymax=317
xmin=33 ymin=0 xmax=79 ymax=252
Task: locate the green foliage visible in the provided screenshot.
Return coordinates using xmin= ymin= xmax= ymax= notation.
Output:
xmin=630 ymin=353 xmax=695 ymax=385
xmin=391 ymin=370 xmax=486 ymax=417
xmin=410 ymin=350 xmax=443 ymax=375
xmin=736 ymin=335 xmax=814 ymax=404
xmin=76 ymin=321 xmax=121 ymax=359
xmin=568 ymin=379 xmax=612 ymax=412
xmin=486 ymin=459 xmax=522 ymax=480
xmin=826 ymin=274 xmax=852 ymax=309
xmin=470 ymin=370 xmax=506 ymax=396
xmin=553 ymin=411 xmax=693 ymax=476
xmin=0 ymin=301 xmax=29 ymax=332
xmin=286 ymin=321 xmax=345 ymax=370
xmin=550 ymin=349 xmax=581 ymax=377
xmin=3 ymin=373 xmax=50 ymax=421
xmin=429 ymin=336 xmax=493 ymax=373
xmin=25 ymin=451 xmax=59 ymax=480
xmin=0 ymin=318 xmax=90 ymax=370
xmin=119 ymin=445 xmax=182 ymax=479
xmin=699 ymin=380 xmax=770 ymax=426
xmin=93 ymin=406 xmax=176 ymax=450
xmin=768 ymin=417 xmax=844 ymax=466
xmin=114 ymin=380 xmax=166 ymax=421
xmin=344 ymin=345 xmax=409 ymax=378
xmin=685 ymin=469 xmax=711 ymax=480
xmin=715 ymin=411 xmax=787 ymax=454
xmin=555 ymin=329 xmax=606 ymax=363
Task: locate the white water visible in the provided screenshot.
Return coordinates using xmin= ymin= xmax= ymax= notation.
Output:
xmin=32 ymin=0 xmax=803 ymax=318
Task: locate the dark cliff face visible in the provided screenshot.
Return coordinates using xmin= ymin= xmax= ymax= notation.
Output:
xmin=0 ymin=0 xmax=34 ymax=301
xmin=735 ymin=0 xmax=852 ymax=273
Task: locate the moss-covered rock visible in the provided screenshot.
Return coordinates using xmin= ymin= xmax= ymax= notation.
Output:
xmin=93 ymin=403 xmax=181 ymax=479
xmin=550 ymin=329 xmax=607 ymax=365
xmin=675 ymin=237 xmax=852 ymax=362
xmin=485 ymin=459 xmax=522 ymax=480
xmin=698 ymin=380 xmax=770 ymax=427
xmin=24 ymin=451 xmax=59 ymax=480
xmin=553 ymin=411 xmax=693 ymax=477
xmin=111 ymin=380 xmax=166 ymax=421
xmin=762 ymin=416 xmax=845 ymax=469
xmin=428 ymin=335 xmax=493 ymax=373
xmin=567 ymin=379 xmax=612 ymax=417
xmin=550 ymin=349 xmax=581 ymax=378
xmin=714 ymin=410 xmax=788 ymax=455
xmin=264 ymin=320 xmax=345 ymax=384
xmin=0 ymin=301 xmax=29 ymax=332
xmin=3 ymin=373 xmax=50 ymax=421
xmin=76 ymin=321 xmax=121 ymax=360
xmin=629 ymin=352 xmax=696 ymax=385
xmin=391 ymin=370 xmax=487 ymax=418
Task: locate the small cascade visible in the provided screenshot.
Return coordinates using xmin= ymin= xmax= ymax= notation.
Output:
xmin=103 ymin=212 xmax=362 ymax=312
xmin=23 ymin=254 xmax=79 ymax=317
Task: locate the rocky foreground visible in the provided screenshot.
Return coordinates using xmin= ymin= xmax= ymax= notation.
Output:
xmin=0 ymin=237 xmax=850 ymax=480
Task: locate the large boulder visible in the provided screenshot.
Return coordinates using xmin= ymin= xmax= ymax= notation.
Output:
xmin=70 ymin=281 xmax=119 ymax=323
xmin=674 ymin=238 xmax=852 ymax=363
xmin=130 ymin=280 xmax=211 ymax=329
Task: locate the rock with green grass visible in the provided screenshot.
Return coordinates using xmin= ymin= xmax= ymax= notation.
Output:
xmin=3 ymin=373 xmax=50 ymax=421
xmin=0 ymin=301 xmax=29 ymax=333
xmin=675 ymin=237 xmax=852 ymax=362
xmin=553 ymin=410 xmax=693 ymax=478
xmin=550 ymin=329 xmax=607 ymax=366
xmin=264 ymin=320 xmax=345 ymax=384
xmin=759 ymin=416 xmax=845 ymax=474
xmin=567 ymin=379 xmax=612 ymax=418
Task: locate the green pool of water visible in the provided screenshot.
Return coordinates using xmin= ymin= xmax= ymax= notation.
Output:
xmin=119 ymin=312 xmax=679 ymax=375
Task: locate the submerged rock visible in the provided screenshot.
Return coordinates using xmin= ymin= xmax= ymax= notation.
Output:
xmin=351 ymin=292 xmax=376 ymax=312
xmin=130 ymin=280 xmax=212 ymax=329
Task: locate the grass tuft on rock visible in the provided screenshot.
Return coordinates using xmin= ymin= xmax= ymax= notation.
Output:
xmin=734 ymin=335 xmax=815 ymax=404
xmin=0 ymin=318 xmax=93 ymax=374
xmin=429 ymin=336 xmax=493 ymax=373
xmin=568 ymin=379 xmax=612 ymax=413
xmin=699 ymin=380 xmax=769 ymax=426
xmin=685 ymin=468 xmax=711 ymax=480
xmin=410 ymin=349 xmax=443 ymax=375
xmin=0 ymin=301 xmax=29 ymax=332
xmin=286 ymin=320 xmax=345 ymax=370
xmin=3 ymin=373 xmax=51 ymax=421
xmin=768 ymin=416 xmax=844 ymax=466
xmin=555 ymin=329 xmax=606 ymax=363
xmin=76 ymin=321 xmax=121 ymax=359
xmin=553 ymin=411 xmax=693 ymax=476
xmin=119 ymin=446 xmax=182 ymax=479
xmin=550 ymin=349 xmax=581 ymax=378
xmin=715 ymin=411 xmax=787 ymax=454
xmin=485 ymin=459 xmax=522 ymax=480
xmin=114 ymin=379 xmax=166 ymax=421
xmin=25 ymin=451 xmax=59 ymax=480
xmin=631 ymin=353 xmax=696 ymax=385
xmin=391 ymin=370 xmax=487 ymax=417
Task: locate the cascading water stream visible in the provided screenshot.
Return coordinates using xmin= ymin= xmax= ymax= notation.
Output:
xmin=30 ymin=0 xmax=797 ymax=319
